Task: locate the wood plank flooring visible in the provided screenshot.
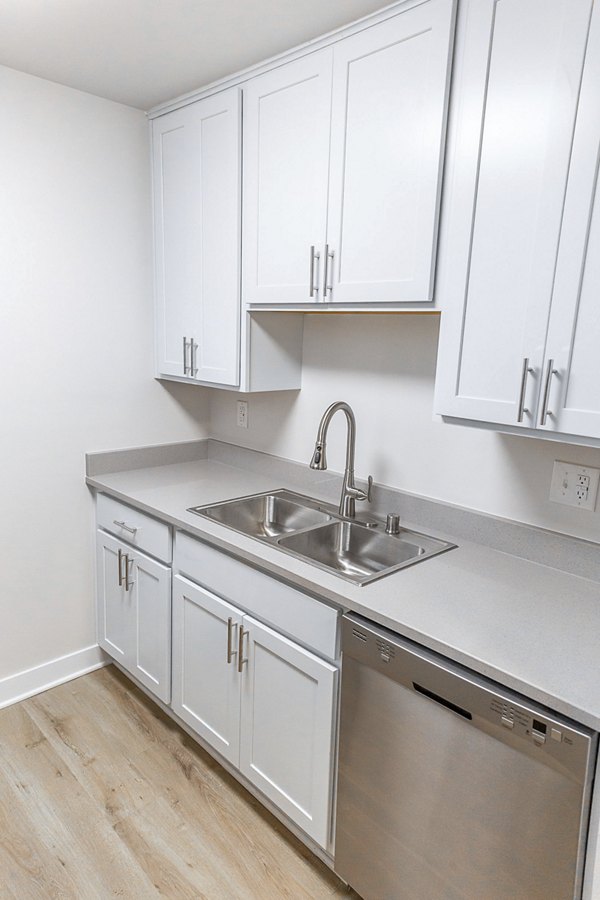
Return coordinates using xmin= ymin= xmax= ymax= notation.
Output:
xmin=0 ymin=666 xmax=359 ymax=899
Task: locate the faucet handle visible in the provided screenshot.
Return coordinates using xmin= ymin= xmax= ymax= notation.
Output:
xmin=366 ymin=475 xmax=373 ymax=503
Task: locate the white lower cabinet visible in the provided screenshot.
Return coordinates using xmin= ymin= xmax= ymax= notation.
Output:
xmin=171 ymin=577 xmax=243 ymax=766
xmin=239 ymin=614 xmax=337 ymax=848
xmin=96 ymin=530 xmax=171 ymax=704
xmin=171 ymin=573 xmax=338 ymax=850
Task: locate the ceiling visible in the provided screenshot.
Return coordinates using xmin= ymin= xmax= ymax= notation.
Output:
xmin=0 ymin=0 xmax=389 ymax=110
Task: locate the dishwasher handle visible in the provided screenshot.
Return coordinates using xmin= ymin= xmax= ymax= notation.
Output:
xmin=413 ymin=682 xmax=472 ymax=720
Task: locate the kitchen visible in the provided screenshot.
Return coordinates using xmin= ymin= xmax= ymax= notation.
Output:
xmin=2 ymin=0 xmax=600 ymax=897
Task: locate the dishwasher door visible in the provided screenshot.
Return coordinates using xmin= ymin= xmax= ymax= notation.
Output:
xmin=335 ymin=614 xmax=597 ymax=900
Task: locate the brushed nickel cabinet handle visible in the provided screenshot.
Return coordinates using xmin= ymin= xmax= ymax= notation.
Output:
xmin=309 ymin=245 xmax=320 ymax=298
xmin=190 ymin=338 xmax=198 ymax=377
xmin=540 ymin=358 xmax=558 ymax=426
xmin=517 ymin=357 xmax=534 ymax=423
xmin=117 ymin=548 xmax=124 ymax=586
xmin=113 ymin=519 xmax=138 ymax=535
xmin=227 ymin=617 xmax=238 ymax=664
xmin=323 ymin=245 xmax=334 ymax=297
xmin=237 ymin=627 xmax=248 ymax=674
xmin=124 ymin=554 xmax=134 ymax=592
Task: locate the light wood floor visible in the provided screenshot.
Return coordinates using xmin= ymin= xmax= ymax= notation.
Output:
xmin=0 ymin=665 xmax=359 ymax=899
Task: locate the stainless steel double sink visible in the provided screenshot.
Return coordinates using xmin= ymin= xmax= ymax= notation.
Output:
xmin=188 ymin=489 xmax=455 ymax=586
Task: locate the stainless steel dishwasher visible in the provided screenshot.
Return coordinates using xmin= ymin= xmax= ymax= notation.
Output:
xmin=335 ymin=614 xmax=597 ymax=900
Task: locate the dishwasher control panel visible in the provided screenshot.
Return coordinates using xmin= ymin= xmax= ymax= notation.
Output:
xmin=489 ymin=698 xmax=568 ymax=747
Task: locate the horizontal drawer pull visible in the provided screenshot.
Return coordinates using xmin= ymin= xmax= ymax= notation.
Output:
xmin=97 ymin=493 xmax=172 ymax=564
xmin=113 ymin=519 xmax=138 ymax=535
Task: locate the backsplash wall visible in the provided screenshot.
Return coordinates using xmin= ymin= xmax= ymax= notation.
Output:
xmin=209 ymin=314 xmax=600 ymax=544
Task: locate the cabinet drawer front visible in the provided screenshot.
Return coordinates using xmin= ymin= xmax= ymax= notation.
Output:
xmin=97 ymin=493 xmax=172 ymax=563
xmin=175 ymin=532 xmax=340 ymax=661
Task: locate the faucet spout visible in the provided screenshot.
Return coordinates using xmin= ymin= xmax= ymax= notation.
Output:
xmin=308 ymin=401 xmax=372 ymax=518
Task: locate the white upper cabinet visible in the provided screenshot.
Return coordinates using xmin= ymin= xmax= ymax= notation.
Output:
xmin=242 ymin=0 xmax=455 ymax=308
xmin=538 ymin=9 xmax=600 ymax=441
xmin=435 ymin=0 xmax=595 ymax=432
xmin=326 ymin=1 xmax=455 ymax=304
xmin=153 ymin=89 xmax=241 ymax=386
xmin=242 ymin=51 xmax=333 ymax=304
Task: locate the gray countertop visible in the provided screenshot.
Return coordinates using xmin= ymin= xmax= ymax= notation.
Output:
xmin=86 ymin=455 xmax=600 ymax=731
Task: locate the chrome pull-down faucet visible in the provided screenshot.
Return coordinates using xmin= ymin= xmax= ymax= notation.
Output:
xmin=309 ymin=401 xmax=373 ymax=518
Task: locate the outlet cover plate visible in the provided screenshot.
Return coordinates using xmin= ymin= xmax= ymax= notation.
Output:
xmin=550 ymin=461 xmax=600 ymax=511
xmin=236 ymin=400 xmax=248 ymax=429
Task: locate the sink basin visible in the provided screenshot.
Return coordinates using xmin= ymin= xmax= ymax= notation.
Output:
xmin=189 ymin=490 xmax=331 ymax=539
xmin=278 ymin=520 xmax=441 ymax=584
xmin=189 ymin=489 xmax=455 ymax=585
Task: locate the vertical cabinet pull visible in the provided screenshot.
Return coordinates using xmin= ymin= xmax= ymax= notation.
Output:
xmin=116 ymin=547 xmax=134 ymax=590
xmin=309 ymin=246 xmax=321 ymax=298
xmin=127 ymin=555 xmax=134 ymax=592
xmin=517 ymin=357 xmax=534 ymax=423
xmin=540 ymin=358 xmax=558 ymax=426
xmin=237 ymin=627 xmax=249 ymax=673
xmin=322 ymin=245 xmax=334 ymax=298
xmin=117 ymin=549 xmax=133 ymax=590
xmin=226 ymin=617 xmax=238 ymax=664
xmin=183 ymin=336 xmax=198 ymax=377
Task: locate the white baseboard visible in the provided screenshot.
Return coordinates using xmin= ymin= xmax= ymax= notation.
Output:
xmin=0 ymin=644 xmax=109 ymax=710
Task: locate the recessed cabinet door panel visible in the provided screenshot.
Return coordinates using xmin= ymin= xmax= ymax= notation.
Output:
xmin=153 ymin=105 xmax=204 ymax=379
xmin=239 ymin=616 xmax=337 ymax=849
xmin=153 ymin=90 xmax=241 ymax=385
xmin=96 ymin=531 xmax=132 ymax=664
xmin=129 ymin=551 xmax=171 ymax=704
xmin=539 ymin=7 xmax=600 ymax=440
xmin=325 ymin=1 xmax=455 ymax=303
xmin=434 ymin=0 xmax=593 ymax=426
xmin=242 ymin=51 xmax=332 ymax=304
xmin=172 ymin=576 xmax=243 ymax=766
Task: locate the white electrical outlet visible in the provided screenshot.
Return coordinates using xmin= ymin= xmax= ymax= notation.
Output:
xmin=236 ymin=400 xmax=248 ymax=429
xmin=549 ymin=461 xmax=600 ymax=511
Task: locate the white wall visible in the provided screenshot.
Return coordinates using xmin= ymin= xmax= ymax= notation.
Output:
xmin=0 ymin=66 xmax=208 ymax=685
xmin=210 ymin=314 xmax=600 ymax=543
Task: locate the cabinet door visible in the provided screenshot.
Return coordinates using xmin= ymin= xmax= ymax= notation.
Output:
xmin=326 ymin=0 xmax=455 ymax=304
xmin=96 ymin=531 xmax=133 ymax=666
xmin=242 ymin=51 xmax=332 ymax=304
xmin=96 ymin=532 xmax=171 ymax=703
xmin=538 ymin=6 xmax=600 ymax=440
xmin=127 ymin=548 xmax=171 ymax=704
xmin=171 ymin=576 xmax=243 ymax=766
xmin=434 ymin=0 xmax=594 ymax=426
xmin=153 ymin=89 xmax=241 ymax=385
xmin=239 ymin=615 xmax=337 ymax=849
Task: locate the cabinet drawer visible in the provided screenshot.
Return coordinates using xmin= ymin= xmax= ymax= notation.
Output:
xmin=96 ymin=493 xmax=172 ymax=563
xmin=175 ymin=532 xmax=340 ymax=661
